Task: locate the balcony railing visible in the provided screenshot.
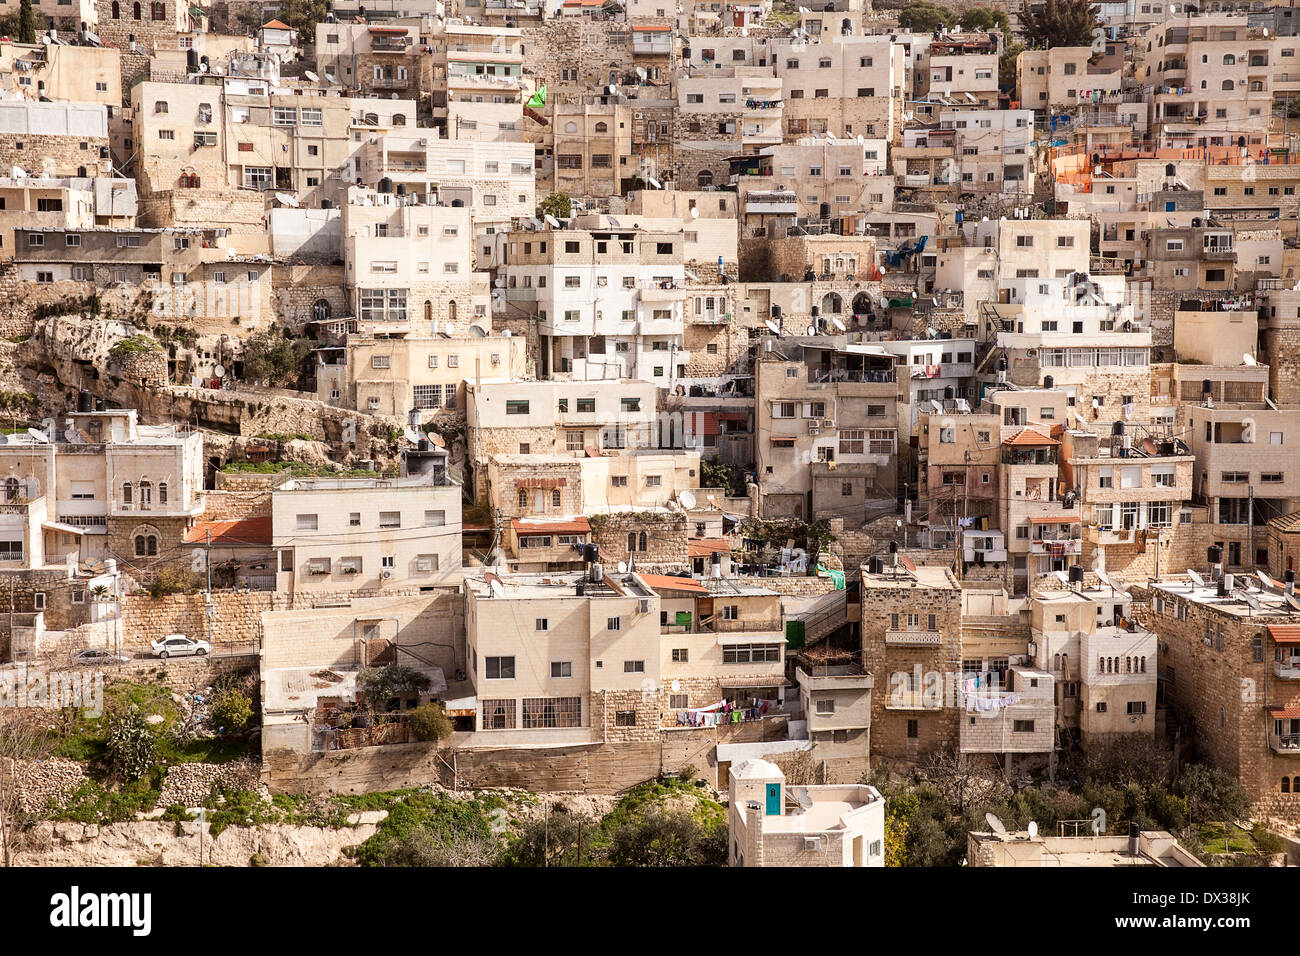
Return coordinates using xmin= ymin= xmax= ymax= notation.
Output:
xmin=885 ymin=629 xmax=942 ymax=646
xmin=1274 ymin=660 xmax=1300 ymax=680
xmin=662 ymin=618 xmax=783 ymax=635
xmin=1270 ymin=733 xmax=1300 ymax=754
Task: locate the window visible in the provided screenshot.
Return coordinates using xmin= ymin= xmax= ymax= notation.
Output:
xmin=522 ymin=698 xmax=582 ymax=728
xmin=722 ymin=644 xmax=781 ymax=663
xmin=623 ymin=659 xmax=644 ymax=674
xmin=815 ymin=699 xmax=835 ymax=715
xmin=506 ymin=400 xmax=530 ymax=415
xmin=672 ymin=649 xmax=689 ymax=663
xmin=485 ymin=656 xmax=516 ymax=679
xmin=1126 ymin=701 xmax=1147 ymax=715
xmin=1012 ymin=720 xmax=1036 ymax=733
xmin=550 ymin=661 xmax=571 ymax=677
xmin=296 ymin=514 xmax=318 ymax=531
xmin=609 ymin=617 xmax=623 ymax=632
xmin=907 ymin=720 xmax=918 ymax=739
xmin=481 ymin=698 xmax=516 ymax=729
xmin=378 ymin=511 xmax=400 ymax=529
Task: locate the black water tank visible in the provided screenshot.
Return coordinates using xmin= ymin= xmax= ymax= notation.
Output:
xmin=187 ymin=49 xmax=198 ymax=72
xmin=1287 ymin=570 xmax=1296 ymax=586
xmin=1112 ymin=420 xmax=1124 ymax=436
xmin=94 ymin=399 xmax=105 ymax=412
xmin=1202 ymin=379 xmax=1212 ymax=396
xmin=889 ymin=540 xmax=898 ymax=554
xmin=771 ymin=305 xmax=782 ymax=320
xmin=1044 ymin=375 xmax=1054 ymax=389
xmin=944 ymin=386 xmax=954 ymax=399
xmin=77 ymin=390 xmax=93 ymax=413
xmin=1068 ymin=565 xmax=1085 ymax=585
xmin=1208 ymin=545 xmax=1223 ymax=565
xmin=582 ymin=543 xmax=599 ymax=564
xmin=868 ymin=555 xmax=884 ymax=574
xmin=997 ymin=357 xmax=1007 ymax=372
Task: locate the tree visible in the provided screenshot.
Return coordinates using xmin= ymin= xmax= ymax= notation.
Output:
xmin=537 ymin=192 xmax=573 ymax=220
xmin=279 ymin=0 xmax=327 ymax=38
xmin=105 ymin=707 xmax=156 ymax=783
xmin=606 ymin=810 xmax=726 ymax=866
xmin=18 ymin=0 xmax=35 ymax=44
xmin=1000 ymin=41 xmax=1026 ymax=89
xmin=1176 ymin=764 xmax=1251 ymax=824
xmin=701 ymin=456 xmax=747 ymax=498
xmin=238 ymin=326 xmax=312 ymax=388
xmin=959 ymin=7 xmax=1011 ymax=34
xmin=498 ymin=809 xmax=594 ymax=866
xmin=356 ymin=664 xmax=431 ymax=706
xmin=898 ymin=0 xmax=957 ymax=33
xmin=1019 ymin=0 xmax=1102 ymax=50
xmin=0 ymin=6 xmax=46 ymax=39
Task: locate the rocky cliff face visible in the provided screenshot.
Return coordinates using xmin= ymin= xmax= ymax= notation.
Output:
xmin=8 ymin=819 xmax=383 ymax=867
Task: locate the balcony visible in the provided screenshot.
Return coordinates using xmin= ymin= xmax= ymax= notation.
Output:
xmin=662 ymin=617 xmax=784 ymax=635
xmin=885 ymin=629 xmax=942 ymax=646
xmin=1030 ymin=538 xmax=1082 ymax=556
xmin=373 ymin=77 xmax=411 ymax=90
xmin=1269 ymin=733 xmax=1300 ymax=755
xmin=370 ymin=37 xmax=412 ymax=53
xmin=884 ymin=690 xmax=943 ymax=711
xmin=1274 ymin=659 xmax=1300 ymax=680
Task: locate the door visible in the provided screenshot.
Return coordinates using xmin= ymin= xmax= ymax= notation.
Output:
xmin=765 ymin=783 xmax=781 ymax=816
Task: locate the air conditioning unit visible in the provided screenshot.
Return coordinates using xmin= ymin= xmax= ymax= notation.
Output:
xmin=822 ymin=418 xmax=836 ymax=428
xmin=807 ymin=425 xmax=820 ymax=436
xmin=381 ymin=570 xmax=393 ymax=579
xmin=803 ymin=836 xmax=821 ymax=850
xmin=638 ymin=599 xmax=653 ymax=614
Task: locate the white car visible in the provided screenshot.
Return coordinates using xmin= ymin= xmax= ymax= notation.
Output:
xmin=150 ymin=634 xmax=211 ymax=659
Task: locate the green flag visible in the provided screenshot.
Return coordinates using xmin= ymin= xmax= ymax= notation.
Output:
xmin=526 ymin=85 xmax=547 ymax=109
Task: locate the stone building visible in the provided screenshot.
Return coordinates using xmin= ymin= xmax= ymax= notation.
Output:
xmin=1147 ymin=573 xmax=1300 ymax=819
xmin=859 ymin=562 xmax=962 ymax=763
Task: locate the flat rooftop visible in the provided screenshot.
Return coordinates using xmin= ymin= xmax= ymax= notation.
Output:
xmin=860 ymin=564 xmax=958 ymax=591
xmin=1150 ymin=574 xmax=1300 ymax=619
xmin=760 ymin=786 xmax=884 ymax=835
xmin=465 ymin=570 xmax=655 ymax=600
xmin=969 ymin=830 xmax=1202 ymax=867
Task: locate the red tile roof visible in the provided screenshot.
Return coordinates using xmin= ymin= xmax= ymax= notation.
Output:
xmin=1268 ymin=625 xmax=1300 ymax=646
xmin=688 ymin=538 xmax=732 ymax=558
xmin=1029 ymin=515 xmax=1081 ymax=524
xmin=1002 ymin=428 xmax=1059 ymax=447
xmin=262 ymin=19 xmax=291 ymax=30
xmin=183 ymin=517 xmax=272 ymax=547
xmin=1267 ymin=705 xmax=1300 ymax=717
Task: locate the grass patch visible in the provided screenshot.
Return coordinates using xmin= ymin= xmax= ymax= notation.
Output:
xmin=1196 ymin=821 xmax=1258 ymax=854
xmin=50 ymin=768 xmax=167 ymax=824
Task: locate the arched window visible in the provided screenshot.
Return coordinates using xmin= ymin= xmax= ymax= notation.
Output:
xmin=133 ymin=1 xmax=141 ymax=19
xmin=392 ymin=113 xmax=406 ymax=126
xmin=1223 ymin=53 xmax=1236 ymax=64
xmin=139 ymin=481 xmax=152 ymax=509
xmin=1140 ymin=656 xmax=1146 ymax=672
xmin=594 ymin=122 xmax=608 ymax=133
xmin=1285 ymin=777 xmax=1291 ymax=793
xmin=696 ymin=169 xmax=714 ymax=188
xmin=424 ymin=300 xmax=433 ymax=324
xmin=821 ymin=292 xmax=843 ymax=314
xmin=628 ymin=532 xmax=638 ymax=552
xmin=134 ymin=535 xmax=147 ymax=556
xmin=1098 ymin=656 xmax=1104 ymax=674
xmin=639 ymin=532 xmax=647 ymax=552
xmin=448 ymin=301 xmax=457 ymax=323
xmin=122 ymin=482 xmax=132 ymax=505
xmin=1222 ymin=79 xmax=1235 ymax=90
xmin=179 ymin=173 xmax=200 ymax=188
xmin=3 ymin=477 xmax=17 ymax=501
xmin=152 ymin=1 xmax=164 ymax=18
xmin=564 ymin=121 xmax=578 ymax=133
xmin=518 ymin=488 xmax=528 ymax=509
xmin=154 ymin=100 xmax=168 ymax=114
xmin=147 ymin=536 xmax=157 ymax=556
xmin=552 ymin=489 xmax=561 ymax=508
xmin=364 ymin=112 xmax=379 ymax=125
xmin=111 ymin=0 xmax=120 ymax=17
xmin=158 ymin=482 xmax=167 ymax=506
xmin=312 ymin=299 xmax=331 ymax=322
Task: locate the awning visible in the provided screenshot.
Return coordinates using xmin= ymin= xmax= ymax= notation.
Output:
xmin=717 ymin=633 xmax=786 ymax=646
xmin=718 ymin=675 xmax=789 ymax=687
xmin=512 ymin=517 xmax=591 ymax=536
xmin=42 ymin=521 xmax=84 ymax=536
xmin=1267 ymin=705 xmax=1300 ymax=718
xmin=443 ymin=695 xmax=477 ymax=717
xmin=1269 ymin=625 xmax=1300 ymax=646
xmin=1030 ymin=515 xmax=1082 ymax=524
xmin=640 ymin=572 xmax=707 ymax=593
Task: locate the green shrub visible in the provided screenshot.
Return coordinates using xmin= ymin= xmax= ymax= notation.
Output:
xmin=409 ymin=703 xmax=452 ymax=742
xmin=105 ymin=707 xmax=156 ymax=782
xmin=212 ymin=690 xmax=253 ymax=735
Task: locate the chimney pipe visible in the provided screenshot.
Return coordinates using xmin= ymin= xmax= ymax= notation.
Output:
xmin=1287 ymin=570 xmax=1295 ymax=596
xmin=1128 ymin=821 xmax=1140 ymax=857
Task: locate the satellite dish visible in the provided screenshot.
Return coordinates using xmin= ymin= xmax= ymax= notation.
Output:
xmin=648 ymin=176 xmax=662 ymax=189
xmin=806 ymin=325 xmax=817 ymax=336
xmin=636 ymin=67 xmax=647 ymax=80
xmin=607 ymin=84 xmax=618 ymax=95
xmin=1286 ymin=593 xmax=1300 ymax=613
xmin=617 ymin=561 xmax=627 ymax=573
xmin=1053 ymin=570 xmax=1070 ymax=585
xmin=470 ymin=325 xmax=487 ymax=337
xmin=1186 ymin=569 xmax=1205 ymax=588
xmin=830 ymin=316 xmax=846 ymax=331
xmin=680 ymin=490 xmax=697 ymax=509
xmin=1027 ymin=821 xmax=1038 ymax=839
xmin=25 ymin=428 xmax=48 ymax=443
xmin=544 ymin=214 xmax=561 ymax=228
xmin=213 ymin=364 xmax=226 ymax=378
xmin=1096 ymin=569 xmax=1112 ymax=590
xmin=765 ymin=320 xmax=782 ymax=336
xmin=690 ymin=207 xmax=699 ymax=219
xmin=1243 ymin=353 xmax=1256 ymax=366
xmin=1241 ymin=591 xmax=1262 ymax=611
xmin=1257 ymin=570 xmax=1277 ymax=592
xmin=305 ymin=71 xmax=319 ymax=82
xmin=985 ymin=813 xmax=1008 ymax=837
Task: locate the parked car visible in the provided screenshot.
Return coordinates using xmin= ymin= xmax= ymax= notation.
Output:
xmin=149 ymin=634 xmax=211 ymax=659
xmin=71 ymin=647 xmax=132 ymax=665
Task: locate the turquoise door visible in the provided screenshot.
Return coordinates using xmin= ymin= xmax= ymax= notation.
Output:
xmin=765 ymin=783 xmax=780 ymax=816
